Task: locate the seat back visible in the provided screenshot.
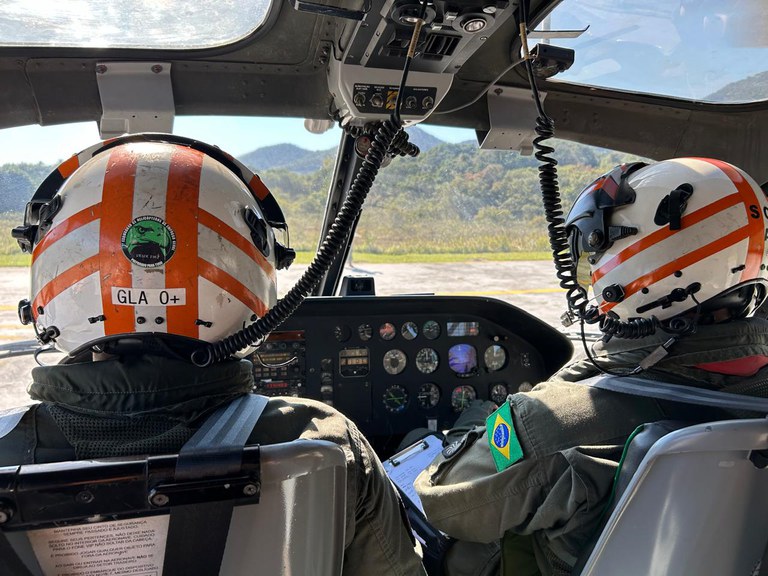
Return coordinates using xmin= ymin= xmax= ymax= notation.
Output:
xmin=579 ymin=418 xmax=768 ymax=576
xmin=0 ymin=439 xmax=347 ymax=576
xmin=220 ymin=440 xmax=347 ymax=575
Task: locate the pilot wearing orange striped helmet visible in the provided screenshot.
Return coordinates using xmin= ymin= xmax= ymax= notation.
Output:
xmin=566 ymin=157 xmax=768 ymax=338
xmin=415 ymin=158 xmax=768 ymax=576
xmin=4 ymin=135 xmax=427 ymax=576
xmin=15 ymin=134 xmax=295 ymax=357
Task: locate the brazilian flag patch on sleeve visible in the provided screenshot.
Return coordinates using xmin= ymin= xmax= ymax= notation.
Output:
xmin=486 ymin=401 xmax=524 ymax=472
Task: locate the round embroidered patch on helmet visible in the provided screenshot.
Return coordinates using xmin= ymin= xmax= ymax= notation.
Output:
xmin=120 ymin=216 xmax=177 ymax=268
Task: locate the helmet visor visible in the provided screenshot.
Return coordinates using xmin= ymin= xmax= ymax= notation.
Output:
xmin=565 ymin=162 xmax=646 ymax=256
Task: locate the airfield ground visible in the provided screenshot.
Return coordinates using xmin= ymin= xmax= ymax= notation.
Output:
xmin=0 ymin=262 xmax=570 ymax=409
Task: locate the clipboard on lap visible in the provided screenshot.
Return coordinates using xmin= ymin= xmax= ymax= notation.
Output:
xmin=383 ymin=434 xmax=444 ymax=515
xmin=384 ymin=434 xmax=454 ymax=573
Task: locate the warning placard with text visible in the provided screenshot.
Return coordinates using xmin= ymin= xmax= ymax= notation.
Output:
xmin=28 ymin=516 xmax=169 ymax=576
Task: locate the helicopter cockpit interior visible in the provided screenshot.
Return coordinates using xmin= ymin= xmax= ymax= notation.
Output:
xmin=0 ymin=0 xmax=767 ymax=574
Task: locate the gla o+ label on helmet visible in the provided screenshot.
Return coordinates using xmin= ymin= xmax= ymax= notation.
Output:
xmin=111 ymin=287 xmax=187 ymax=307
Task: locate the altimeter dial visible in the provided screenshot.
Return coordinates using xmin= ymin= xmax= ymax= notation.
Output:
xmin=383 ymin=349 xmax=407 ymax=375
xmin=490 ymin=383 xmax=509 ymax=405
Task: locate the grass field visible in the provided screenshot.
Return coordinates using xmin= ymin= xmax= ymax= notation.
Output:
xmin=293 ymin=250 xmax=551 ymax=264
xmin=0 ymin=254 xmax=30 ymax=267
xmin=0 ymin=211 xmax=552 ymax=267
xmin=0 ymin=251 xmax=551 ymax=267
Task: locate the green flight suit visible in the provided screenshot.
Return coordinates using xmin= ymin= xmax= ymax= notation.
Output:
xmin=415 ymin=318 xmax=768 ymax=575
xmin=0 ymin=355 xmax=426 ymax=576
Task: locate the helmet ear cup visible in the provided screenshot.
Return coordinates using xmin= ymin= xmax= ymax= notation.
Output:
xmin=696 ymin=282 xmax=768 ymax=323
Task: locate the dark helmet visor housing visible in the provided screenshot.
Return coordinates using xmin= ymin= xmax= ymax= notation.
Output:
xmin=565 ymin=162 xmax=647 ymax=267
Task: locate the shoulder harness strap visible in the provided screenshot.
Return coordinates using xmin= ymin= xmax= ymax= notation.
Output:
xmin=578 ymin=375 xmax=768 ymax=413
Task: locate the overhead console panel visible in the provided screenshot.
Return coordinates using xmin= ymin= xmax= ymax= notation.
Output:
xmin=345 ymin=0 xmax=514 ymax=74
xmin=329 ymin=0 xmax=515 ymax=125
xmin=328 ymin=63 xmax=452 ymax=124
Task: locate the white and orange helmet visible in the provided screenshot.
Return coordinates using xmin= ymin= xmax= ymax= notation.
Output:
xmin=14 ymin=134 xmax=294 ymax=356
xmin=566 ymin=158 xmax=768 ymax=327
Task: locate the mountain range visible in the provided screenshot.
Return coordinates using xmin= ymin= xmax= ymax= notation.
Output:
xmin=0 ymin=127 xmax=451 ymax=212
xmin=1 ymin=133 xmax=638 ymax=255
xmin=239 ymin=126 xmax=446 ymax=173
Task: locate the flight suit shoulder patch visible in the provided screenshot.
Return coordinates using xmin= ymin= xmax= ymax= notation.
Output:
xmin=486 ymin=401 xmax=523 ymax=472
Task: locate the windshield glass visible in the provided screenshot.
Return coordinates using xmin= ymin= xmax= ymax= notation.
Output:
xmin=544 ymin=0 xmax=768 ymax=103
xmin=0 ymin=120 xmax=638 ymax=410
xmin=340 ymin=133 xmax=646 ymax=329
xmin=0 ymin=0 xmax=273 ymax=49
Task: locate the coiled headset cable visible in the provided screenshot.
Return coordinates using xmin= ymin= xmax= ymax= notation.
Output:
xmin=517 ymin=0 xmax=671 ymax=376
xmin=192 ymin=1 xmax=428 ymax=366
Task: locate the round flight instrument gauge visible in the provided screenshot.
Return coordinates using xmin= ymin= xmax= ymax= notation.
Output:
xmin=401 ymin=321 xmax=418 ymax=340
xmin=333 ymin=325 xmax=351 ymax=342
xmin=383 ymin=349 xmax=407 ymax=375
xmin=358 ymin=323 xmax=373 ymax=341
xmin=422 ymin=320 xmax=441 ymax=340
xmin=382 ymin=384 xmax=409 ymax=413
xmin=379 ymin=322 xmax=396 ymax=341
xmin=484 ymin=345 xmax=507 ymax=372
xmin=451 ymin=385 xmax=477 ymax=412
xmin=490 ymin=383 xmax=509 ymax=405
xmin=417 ymin=383 xmax=441 ymax=410
xmin=415 ymin=348 xmax=439 ymax=374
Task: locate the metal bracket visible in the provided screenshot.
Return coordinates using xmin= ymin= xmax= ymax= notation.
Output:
xmin=528 ymin=26 xmax=589 ymax=40
xmin=289 ymin=0 xmax=367 ymax=20
xmin=477 ymin=86 xmax=546 ymax=155
xmin=148 ymin=475 xmax=261 ymax=508
xmin=96 ymin=62 xmax=175 ymax=138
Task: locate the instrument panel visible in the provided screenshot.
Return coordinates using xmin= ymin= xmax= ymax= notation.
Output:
xmin=249 ymin=296 xmax=572 ymax=453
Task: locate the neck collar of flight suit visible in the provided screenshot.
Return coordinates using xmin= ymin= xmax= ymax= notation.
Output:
xmin=557 ymin=317 xmax=768 ymax=390
xmin=29 ymin=355 xmax=254 ymax=421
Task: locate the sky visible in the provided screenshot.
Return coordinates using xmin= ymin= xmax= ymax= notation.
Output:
xmin=0 ymin=117 xmax=474 ymax=165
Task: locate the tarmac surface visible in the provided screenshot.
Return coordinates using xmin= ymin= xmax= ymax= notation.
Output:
xmin=0 ymin=261 xmax=570 ymax=410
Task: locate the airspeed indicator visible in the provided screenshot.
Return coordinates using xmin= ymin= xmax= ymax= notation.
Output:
xmin=383 ymin=349 xmax=407 ymax=375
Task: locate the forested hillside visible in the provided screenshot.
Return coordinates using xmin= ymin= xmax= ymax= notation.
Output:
xmin=0 ymin=137 xmax=643 ymax=257
xmin=259 ymin=139 xmax=641 ymax=253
